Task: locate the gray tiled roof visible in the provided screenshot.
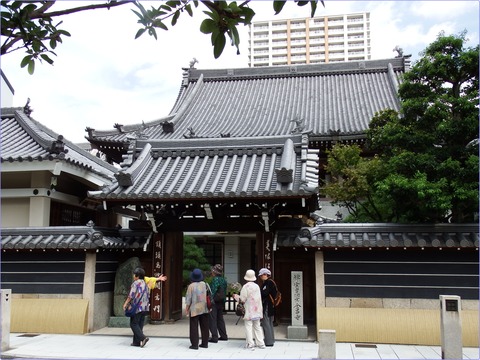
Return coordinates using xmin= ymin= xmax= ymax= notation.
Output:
xmin=1 ymin=108 xmax=117 ymax=180
xmin=89 ymin=134 xmax=318 ymax=200
xmin=85 ymin=58 xmax=405 ymax=143
xmin=0 ymin=225 xmax=151 ymax=251
xmin=280 ymin=223 xmax=479 ymax=248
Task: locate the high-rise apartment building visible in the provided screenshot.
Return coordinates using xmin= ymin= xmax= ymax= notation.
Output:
xmin=248 ymin=12 xmax=370 ymax=67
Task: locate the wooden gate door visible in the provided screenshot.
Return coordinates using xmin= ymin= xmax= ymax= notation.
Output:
xmin=274 ymin=248 xmax=316 ymax=324
xmin=162 ymin=231 xmax=184 ymax=321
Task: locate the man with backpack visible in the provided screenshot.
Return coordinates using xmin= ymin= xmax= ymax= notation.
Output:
xmin=208 ymin=264 xmax=229 ymax=342
xmin=258 ymin=268 xmax=280 ymax=347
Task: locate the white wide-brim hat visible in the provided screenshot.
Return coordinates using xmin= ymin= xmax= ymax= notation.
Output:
xmin=244 ymin=269 xmax=256 ymax=281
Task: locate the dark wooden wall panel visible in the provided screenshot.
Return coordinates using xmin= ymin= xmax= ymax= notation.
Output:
xmin=94 ymin=252 xmax=120 ymax=293
xmin=324 ymin=250 xmax=479 ymax=299
xmin=1 ymin=252 xmax=85 ymax=294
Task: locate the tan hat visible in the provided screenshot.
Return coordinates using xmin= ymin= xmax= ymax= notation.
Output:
xmin=244 ymin=269 xmax=256 ymax=281
xmin=211 ymin=264 xmax=223 ymax=275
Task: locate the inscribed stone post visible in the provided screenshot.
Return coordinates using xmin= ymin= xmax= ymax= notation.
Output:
xmin=287 ymin=271 xmax=308 ymax=339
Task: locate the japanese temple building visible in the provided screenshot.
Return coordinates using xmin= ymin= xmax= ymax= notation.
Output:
xmin=1 ymin=57 xmax=478 ymax=345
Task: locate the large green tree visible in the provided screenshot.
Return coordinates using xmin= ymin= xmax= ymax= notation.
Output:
xmin=1 ymin=0 xmax=322 ymax=74
xmin=182 ymin=235 xmax=210 ymax=291
xmin=324 ymin=32 xmax=479 ymax=223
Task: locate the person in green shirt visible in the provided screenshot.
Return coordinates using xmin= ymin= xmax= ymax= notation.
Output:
xmin=208 ymin=264 xmax=228 ymax=342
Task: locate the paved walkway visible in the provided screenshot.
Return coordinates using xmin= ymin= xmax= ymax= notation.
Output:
xmin=2 ymin=315 xmax=478 ymax=359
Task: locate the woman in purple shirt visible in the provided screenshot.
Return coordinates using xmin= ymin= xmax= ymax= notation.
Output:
xmin=123 ymin=267 xmax=150 ymax=348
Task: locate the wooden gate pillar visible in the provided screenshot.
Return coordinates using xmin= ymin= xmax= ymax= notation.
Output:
xmin=150 ymin=233 xmax=165 ymax=323
xmin=257 ymin=232 xmax=275 ymax=274
xmin=152 ymin=231 xmax=184 ymax=322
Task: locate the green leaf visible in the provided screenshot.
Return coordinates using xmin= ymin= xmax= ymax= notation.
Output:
xmin=134 ymin=2 xmax=148 ymax=17
xmin=152 ymin=19 xmax=168 ymax=31
xmin=273 ymin=1 xmax=286 ymax=15
xmin=241 ymin=7 xmax=255 ymax=24
xmin=56 ymin=30 xmax=71 ymax=37
xmin=229 ymin=24 xmax=240 ymax=47
xmin=310 ymin=1 xmax=317 ymax=18
xmin=200 ymin=18 xmax=216 ymax=34
xmin=185 ymin=3 xmax=193 ymax=16
xmin=40 ymin=54 xmax=53 ymax=65
xmin=49 ymin=38 xmax=57 ymax=49
xmin=148 ymin=26 xmax=158 ymax=40
xmin=134 ymin=28 xmax=146 ymax=39
xmin=27 ymin=59 xmax=35 ymax=75
xmin=20 ymin=55 xmax=31 ymax=68
xmin=166 ymin=1 xmax=180 ymax=8
xmin=171 ymin=10 xmax=180 ymax=26
xmin=131 ymin=9 xmax=143 ymax=20
xmin=213 ymin=32 xmax=226 ymax=59
xmin=203 ymin=10 xmax=219 ymax=22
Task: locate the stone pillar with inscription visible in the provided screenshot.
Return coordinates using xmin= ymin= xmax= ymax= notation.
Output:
xmin=287 ymin=271 xmax=308 ymax=339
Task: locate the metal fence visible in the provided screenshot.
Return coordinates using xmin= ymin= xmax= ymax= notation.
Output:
xmin=224 ymin=295 xmax=238 ymax=313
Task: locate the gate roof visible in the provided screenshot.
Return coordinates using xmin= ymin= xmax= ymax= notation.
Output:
xmin=88 ymin=134 xmax=318 ymax=202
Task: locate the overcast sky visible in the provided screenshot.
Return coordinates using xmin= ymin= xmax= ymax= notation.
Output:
xmin=1 ymin=1 xmax=478 ymax=143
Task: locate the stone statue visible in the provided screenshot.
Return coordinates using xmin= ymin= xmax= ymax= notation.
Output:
xmin=113 ymin=257 xmax=141 ymax=316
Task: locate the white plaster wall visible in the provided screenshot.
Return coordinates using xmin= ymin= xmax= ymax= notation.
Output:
xmin=1 ymin=198 xmax=29 ymax=227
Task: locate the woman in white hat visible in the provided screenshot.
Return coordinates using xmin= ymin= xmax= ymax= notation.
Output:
xmin=233 ymin=269 xmax=266 ymax=350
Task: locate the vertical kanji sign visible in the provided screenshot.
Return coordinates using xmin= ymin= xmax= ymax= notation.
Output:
xmin=150 ymin=235 xmax=164 ymax=321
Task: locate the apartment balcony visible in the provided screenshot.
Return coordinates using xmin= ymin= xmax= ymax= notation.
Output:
xmin=253 ymin=41 xmax=269 ymax=47
xmin=272 ymin=41 xmax=288 ymax=47
xmin=327 ymin=18 xmax=343 ymax=24
xmin=272 ymin=23 xmax=287 ymax=30
xmin=309 ymin=46 xmax=325 ymax=53
xmin=309 ymin=59 xmax=326 ymax=64
xmin=254 ymin=50 xmax=270 ymax=55
xmin=327 ymin=28 xmax=345 ymax=34
xmin=291 ymin=21 xmax=306 ymax=28
xmin=291 ymin=39 xmax=307 ymax=45
xmin=346 ymin=17 xmax=365 ymax=23
xmin=347 ymin=27 xmax=364 ymax=33
xmin=329 ymin=52 xmax=345 ymax=59
xmin=272 ymin=32 xmax=288 ymax=39
xmin=310 ymin=54 xmax=326 ymax=60
xmin=328 ymin=37 xmax=345 ymax=43
xmin=348 ymin=35 xmax=365 ymax=40
xmin=309 ymin=38 xmax=326 ymax=44
xmin=290 ymin=31 xmax=306 ymax=38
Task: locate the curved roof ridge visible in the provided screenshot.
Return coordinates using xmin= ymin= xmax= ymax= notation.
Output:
xmin=168 ymin=73 xmax=204 ymax=130
xmin=187 ymin=58 xmax=406 ymax=82
xmin=85 ymin=114 xmax=176 ymax=139
xmin=136 ymin=133 xmax=304 ymax=150
xmin=1 ymin=108 xmax=117 ymax=179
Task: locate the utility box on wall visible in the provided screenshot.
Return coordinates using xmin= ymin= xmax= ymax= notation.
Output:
xmin=440 ymin=295 xmax=462 ymax=359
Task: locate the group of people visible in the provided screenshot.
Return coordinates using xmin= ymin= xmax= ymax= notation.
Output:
xmin=123 ymin=264 xmax=279 ymax=351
